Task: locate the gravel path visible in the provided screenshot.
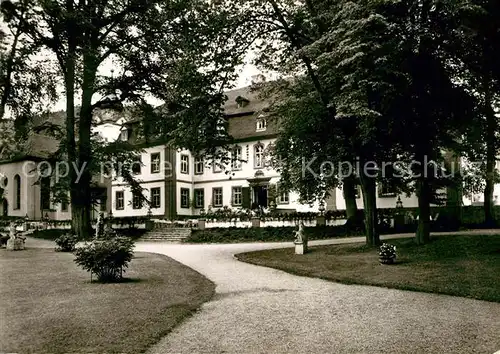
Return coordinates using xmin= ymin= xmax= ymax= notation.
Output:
xmin=23 ymin=237 xmax=56 ymax=248
xmin=136 ymin=232 xmax=500 ymax=354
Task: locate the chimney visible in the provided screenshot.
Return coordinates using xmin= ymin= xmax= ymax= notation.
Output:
xmin=251 ymin=74 xmax=266 ymax=85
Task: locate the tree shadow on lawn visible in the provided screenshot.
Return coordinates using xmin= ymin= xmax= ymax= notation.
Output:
xmin=85 ymin=277 xmax=144 ymax=284
xmin=0 ymin=249 xmax=215 ymax=354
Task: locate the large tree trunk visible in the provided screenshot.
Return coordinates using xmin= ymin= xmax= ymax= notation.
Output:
xmin=72 ymin=204 xmax=92 ymax=239
xmin=444 ymin=150 xmax=462 ymax=229
xmin=415 ymin=149 xmax=431 ymax=244
xmin=343 ymin=176 xmax=358 ymax=223
xmin=484 ymin=82 xmax=496 ymax=226
xmin=74 ymin=52 xmax=97 ymax=239
xmin=359 ymin=170 xmax=379 ymax=247
xmin=416 ymin=177 xmax=431 ymax=244
xmin=0 ymin=10 xmax=24 ymax=119
xmin=64 ymin=0 xmax=80 ymax=236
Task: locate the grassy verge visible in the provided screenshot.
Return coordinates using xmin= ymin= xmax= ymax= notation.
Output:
xmin=187 ymin=225 xmax=365 ymax=243
xmin=236 ymin=234 xmax=500 ymax=303
xmin=0 ymin=249 xmax=214 ymax=353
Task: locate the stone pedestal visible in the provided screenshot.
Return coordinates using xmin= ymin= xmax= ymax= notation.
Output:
xmin=7 ymin=238 xmax=25 ymax=251
xmin=198 ymin=219 xmax=206 ymax=230
xmin=145 ymin=220 xmax=154 ymax=231
xmin=394 ymin=214 xmax=405 ymax=231
xmin=251 ymin=217 xmax=261 ymax=228
xmin=294 ymin=241 xmax=307 ymax=255
xmin=316 ymin=215 xmax=326 ymax=226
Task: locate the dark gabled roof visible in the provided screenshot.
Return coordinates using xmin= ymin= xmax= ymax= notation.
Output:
xmin=32 ymin=110 xmax=66 ymax=128
xmin=24 ymin=134 xmax=60 ymax=159
xmin=226 ymin=113 xmax=278 ymax=141
xmin=223 ymin=85 xmax=279 ymax=141
xmin=1 ymin=107 xmax=126 ymax=164
xmin=0 ymin=133 xmax=60 ymax=165
xmin=123 ymin=85 xmax=270 ymax=123
xmin=122 ymin=85 xmax=279 ymax=144
xmin=33 ymin=108 xmax=129 ymax=129
xmin=223 ymin=86 xmax=269 ymax=116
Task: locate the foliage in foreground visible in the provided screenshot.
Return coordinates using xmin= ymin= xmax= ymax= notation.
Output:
xmin=55 ymin=233 xmax=78 ymax=252
xmin=73 ymin=237 xmax=134 ymax=282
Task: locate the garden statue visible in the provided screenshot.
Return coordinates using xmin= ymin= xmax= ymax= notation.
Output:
xmin=95 ymin=213 xmax=101 ymax=238
xmin=6 ymin=222 xmax=25 ymax=250
xmin=294 ymin=221 xmax=308 ymax=254
xmin=250 ymin=208 xmax=261 ymax=228
xmin=95 ymin=212 xmax=105 ymax=239
xmin=294 ymin=222 xmax=304 ymax=242
xmin=9 ymin=222 xmax=16 ymax=239
xmin=102 ymin=218 xmax=117 ymax=239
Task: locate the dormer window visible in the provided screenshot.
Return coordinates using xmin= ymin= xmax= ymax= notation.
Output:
xmin=119 ymin=129 xmax=128 ymax=141
xmin=235 ymin=95 xmax=250 ymax=108
xmin=256 ymin=115 xmax=267 ymax=132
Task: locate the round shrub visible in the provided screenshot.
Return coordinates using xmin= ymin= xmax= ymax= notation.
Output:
xmin=55 ymin=233 xmax=78 ymax=252
xmin=379 ymin=243 xmax=397 ymax=264
xmin=73 ymin=237 xmax=134 ymax=283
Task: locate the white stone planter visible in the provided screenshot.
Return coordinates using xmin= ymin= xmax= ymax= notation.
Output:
xmin=7 ymin=238 xmax=25 ymax=251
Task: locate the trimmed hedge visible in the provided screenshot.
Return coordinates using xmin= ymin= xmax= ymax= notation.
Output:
xmin=30 ymin=227 xmax=147 ymax=240
xmin=187 ymin=225 xmax=365 ymax=243
xmin=31 ymin=229 xmax=68 ymax=240
xmin=115 ymin=228 xmax=147 ymax=240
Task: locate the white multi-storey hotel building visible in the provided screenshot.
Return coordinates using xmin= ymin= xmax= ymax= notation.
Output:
xmin=110 ymin=86 xmax=446 ymax=219
xmin=1 ymin=86 xmax=498 ymax=221
xmin=110 ymin=87 xmax=330 ymax=219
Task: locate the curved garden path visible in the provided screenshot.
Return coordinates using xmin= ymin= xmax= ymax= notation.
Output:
xmin=135 ymin=231 xmax=500 ymax=354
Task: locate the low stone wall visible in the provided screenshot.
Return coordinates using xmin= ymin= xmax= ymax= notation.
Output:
xmin=205 ymin=221 xmax=252 ymax=228
xmin=9 ymin=217 xmax=348 ymax=233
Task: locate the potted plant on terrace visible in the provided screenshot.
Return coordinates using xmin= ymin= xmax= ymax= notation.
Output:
xmin=379 ymin=243 xmax=397 ymax=264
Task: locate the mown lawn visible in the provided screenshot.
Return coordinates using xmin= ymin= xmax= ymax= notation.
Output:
xmin=236 ymin=235 xmax=500 ymax=302
xmin=0 ymin=249 xmax=214 ymax=353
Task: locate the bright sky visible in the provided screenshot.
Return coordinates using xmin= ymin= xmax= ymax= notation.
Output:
xmin=48 ymin=60 xmax=267 ymax=112
xmin=1 ymin=9 xmax=272 ymax=114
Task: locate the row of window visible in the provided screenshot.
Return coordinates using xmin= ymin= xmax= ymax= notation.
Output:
xmin=4 ymin=175 xmax=69 ymax=212
xmin=115 ymin=188 xmax=161 ymax=210
xmin=124 ymin=147 xmax=262 ymax=179
xmin=183 ymin=186 xmax=289 ymax=208
xmin=179 ymin=187 xmax=239 ymax=208
xmin=351 ymin=184 xmax=397 ymax=198
xmin=1 ymin=174 xmax=22 ymax=210
xmin=114 ymin=184 xmax=291 ymax=211
xmin=180 ymin=144 xmax=265 ymax=175
xmin=120 ymin=117 xmax=267 ymax=142
xmin=122 ymin=144 xmax=267 ymax=177
xmin=128 ymin=153 xmax=162 ymax=175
